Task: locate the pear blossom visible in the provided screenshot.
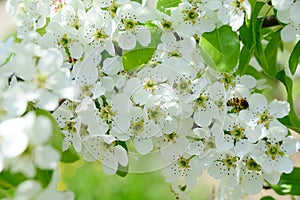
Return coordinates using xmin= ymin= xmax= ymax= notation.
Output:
xmin=239 ymin=93 xmax=290 ymax=142
xmin=273 ymin=0 xmax=300 ymax=42
xmin=82 ymin=134 xmax=128 ymax=175
xmin=115 ymin=2 xmax=152 ymax=50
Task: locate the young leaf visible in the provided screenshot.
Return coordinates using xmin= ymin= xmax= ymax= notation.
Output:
xmin=270 ymin=167 xmax=300 ymax=195
xmin=289 ymin=40 xmax=300 ymax=75
xmin=122 ymin=48 xmax=156 ymax=72
xmin=0 ymin=170 xmax=27 ymax=190
xmin=264 ymin=30 xmax=281 ymax=75
xmin=155 ymin=0 xmax=181 ymax=15
xmin=237 ymin=46 xmax=252 ymax=74
xmin=200 ymin=25 xmax=240 ymax=73
xmin=122 ymin=25 xmax=161 ymax=72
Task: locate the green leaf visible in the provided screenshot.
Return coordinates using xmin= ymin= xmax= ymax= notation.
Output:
xmin=237 ymin=46 xmax=252 ymax=74
xmin=289 ymin=40 xmax=300 ymax=75
xmin=122 ymin=25 xmax=161 ymax=72
xmin=116 ymin=164 xmax=129 ymax=178
xmin=0 ymin=171 xmax=27 ymax=190
xmin=276 ymin=70 xmax=300 ymax=133
xmin=260 ymin=196 xmax=275 ymax=200
xmin=270 ymin=167 xmax=300 ymax=195
xmin=200 ymin=25 xmax=240 ymax=73
xmin=155 ymin=0 xmax=181 ymax=14
xmin=122 ymin=48 xmax=155 ymax=72
xmin=61 ymin=145 xmax=80 ymax=163
xmin=35 ymin=169 xmax=53 ymax=188
xmin=132 ymin=0 xmax=142 ymax=4
xmin=264 ymin=30 xmax=281 ymax=75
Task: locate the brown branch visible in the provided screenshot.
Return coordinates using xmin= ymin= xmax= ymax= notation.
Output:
xmin=261 ymin=15 xmax=280 ymax=28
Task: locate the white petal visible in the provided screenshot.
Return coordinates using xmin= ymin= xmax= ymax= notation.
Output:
xmin=263 ymin=171 xmax=280 ymax=185
xmin=238 ymin=75 xmax=257 ymax=88
xmin=234 ymin=139 xmax=251 ymax=156
xmin=282 ymin=136 xmax=299 ymax=155
xmin=239 ymin=110 xmax=257 ymax=127
xmin=102 ymin=153 xmax=118 ymax=175
xmin=134 ymin=138 xmax=153 ymax=154
xmin=114 ymin=145 xmax=128 ymax=166
xmin=242 ymin=172 xmax=263 ymax=194
xmin=268 ymin=99 xmax=290 ymax=118
xmin=37 ymin=90 xmax=59 ymax=111
xmin=281 ymin=24 xmax=297 ymax=42
xmin=119 ymin=31 xmax=137 ymax=50
xmin=69 ymin=42 xmax=83 ymax=59
xmin=15 ymin=180 xmax=42 ymax=199
xmin=34 ymin=145 xmax=60 ymax=170
xmin=112 ymin=93 xmax=131 ymax=114
xmin=162 ymin=164 xmax=180 ymax=183
xmin=274 ymin=156 xmax=293 ymax=173
xmin=249 ymin=93 xmax=268 ymax=112
xmin=208 ymin=161 xmax=226 ymax=179
xmin=194 ymin=109 xmax=212 ymax=127
xmin=216 ymin=135 xmax=234 ymax=151
xmin=136 ymin=26 xmax=151 ymax=47
xmin=31 ymin=115 xmax=52 ymax=145
xmin=208 ymin=82 xmax=225 ymax=101
xmin=0 ymin=122 xmax=29 ymax=158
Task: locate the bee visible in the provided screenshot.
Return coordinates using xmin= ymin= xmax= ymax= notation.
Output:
xmin=227 ymin=97 xmax=249 ymax=113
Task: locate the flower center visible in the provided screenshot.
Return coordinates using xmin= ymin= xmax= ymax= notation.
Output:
xmin=195 ymin=94 xmax=209 ymax=108
xmin=177 ymin=156 xmax=190 ymax=168
xmin=143 ymin=79 xmax=156 ymax=92
xmin=107 ymin=2 xmax=120 ymax=17
xmin=147 ymin=106 xmax=163 ymax=123
xmin=245 ymin=158 xmax=261 ymax=171
xmin=35 ymin=72 xmax=47 ymax=89
xmin=161 ymin=19 xmax=173 ymax=30
xmin=122 ymin=18 xmax=138 ymax=32
xmin=204 ymin=136 xmax=216 ymax=150
xmin=130 ymin=118 xmax=144 ymax=136
xmin=183 ymin=7 xmax=199 ymax=24
xmin=230 ymin=125 xmax=245 ymax=140
xmin=223 ymin=154 xmax=237 ymax=169
xmin=265 ymin=143 xmax=284 ymax=160
xmin=165 ymin=132 xmax=178 ymax=143
xmin=94 ymin=28 xmax=109 ymax=41
xmin=258 ymin=110 xmax=273 ymax=129
xmin=100 ymin=105 xmax=116 ymax=123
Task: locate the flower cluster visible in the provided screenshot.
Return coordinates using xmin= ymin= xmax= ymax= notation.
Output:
xmin=272 ymin=0 xmax=300 ymax=42
xmin=1 ymin=0 xmax=299 ymax=199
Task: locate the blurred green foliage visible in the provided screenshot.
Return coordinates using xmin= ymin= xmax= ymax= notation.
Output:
xmin=60 ymin=160 xmax=213 ymax=200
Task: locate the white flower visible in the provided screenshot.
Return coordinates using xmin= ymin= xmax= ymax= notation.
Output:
xmin=0 ymin=117 xmax=29 ymax=161
xmin=79 ymin=8 xmax=115 ymax=55
xmin=272 ymin=0 xmax=294 ymax=11
xmin=153 ymin=32 xmax=196 ymax=63
xmin=275 ymin=1 xmax=300 ymax=42
xmin=218 ymin=0 xmax=251 ymax=31
xmin=239 ymin=93 xmax=290 ymax=142
xmin=53 ymin=100 xmax=83 ymax=152
xmin=83 ymin=134 xmax=128 ymax=175
xmin=4 ymin=42 xmax=73 ymax=111
xmin=208 ymin=153 xmax=239 ymax=187
xmin=161 ymin=138 xmax=201 ymax=188
xmin=252 ymin=135 xmax=296 ymax=174
xmin=170 ymin=1 xmax=216 ymax=36
xmin=115 ymin=2 xmax=152 ymax=50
